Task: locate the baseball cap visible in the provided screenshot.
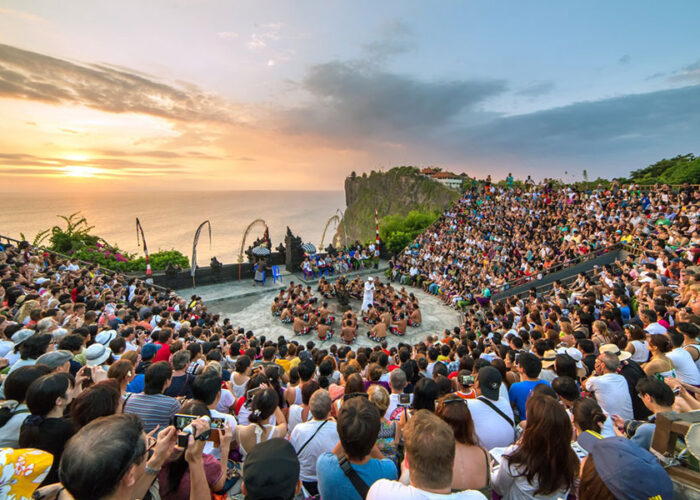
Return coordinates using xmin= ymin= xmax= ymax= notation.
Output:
xmin=36 ymin=350 xmax=73 ymax=370
xmin=243 ymin=438 xmax=299 ymax=499
xmin=140 ymin=343 xmax=159 ymax=360
xmin=477 ymin=366 xmax=502 ymax=400
xmin=577 ymin=433 xmax=673 ymax=500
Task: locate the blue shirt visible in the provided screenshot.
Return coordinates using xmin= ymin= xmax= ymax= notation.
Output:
xmin=127 ymin=374 xmax=145 ymax=393
xmin=508 ymin=380 xmax=550 ymax=420
xmin=316 ymin=453 xmax=397 ymax=500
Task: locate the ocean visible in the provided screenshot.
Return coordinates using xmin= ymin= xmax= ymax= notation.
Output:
xmin=0 ymin=191 xmax=345 ymax=265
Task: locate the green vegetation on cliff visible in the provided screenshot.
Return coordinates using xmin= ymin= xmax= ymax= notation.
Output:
xmin=627 ymin=154 xmax=699 ymax=185
xmin=341 ymin=167 xmax=460 ymax=243
xmin=379 ymin=210 xmax=439 ymax=254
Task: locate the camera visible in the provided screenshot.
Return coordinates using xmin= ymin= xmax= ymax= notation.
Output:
xmin=398 ymin=394 xmax=411 ymax=406
xmin=459 ymin=375 xmax=475 ymax=387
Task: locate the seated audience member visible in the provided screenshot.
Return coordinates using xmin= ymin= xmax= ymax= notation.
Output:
xmin=611 ymin=376 xmax=675 ymax=450
xmin=163 ymin=349 xmax=195 ymax=398
xmin=242 ymin=438 xmax=302 ymax=500
xmin=368 ymin=385 xmax=401 ymax=464
xmin=235 ymin=388 xmax=287 ymax=457
xmin=190 ymin=371 xmax=238 ymax=458
xmin=70 ymin=379 xmax=123 ymax=430
xmin=584 ymin=351 xmax=634 ymax=420
xmin=0 ymin=364 xmax=51 ymax=447
xmin=58 ymin=413 xmax=198 ymax=500
xmin=508 ymin=352 xmax=549 ymax=420
xmin=158 ymin=400 xmax=233 ymax=499
xmin=435 ymin=394 xmax=490 ymax=492
xmin=19 ymin=372 xmax=78 ymax=486
xmin=123 ymin=361 xmax=181 ymax=433
xmin=317 ymin=396 xmax=398 ymax=500
xmin=368 ymin=409 xmax=486 ymax=499
xmin=290 ymin=389 xmax=339 ymax=496
xmin=467 ymin=366 xmax=516 ymax=450
xmin=492 ymin=394 xmax=579 ymax=500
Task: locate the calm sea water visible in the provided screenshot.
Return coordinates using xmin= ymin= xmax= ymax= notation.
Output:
xmin=0 ymin=191 xmax=345 ymax=265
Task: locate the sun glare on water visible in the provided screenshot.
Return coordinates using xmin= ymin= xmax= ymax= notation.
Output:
xmin=63 ymin=165 xmax=101 ymax=177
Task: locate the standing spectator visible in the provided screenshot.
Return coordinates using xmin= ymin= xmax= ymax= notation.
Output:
xmin=508 ymin=353 xmax=549 ymax=420
xmin=368 ymin=410 xmax=486 ymax=499
xmin=492 ymin=394 xmax=579 ymax=500
xmin=467 ymin=366 xmax=516 ymax=450
xmin=290 ymin=389 xmax=338 ymax=496
xmin=123 ymin=361 xmax=181 ymax=433
xmin=317 ymin=396 xmax=397 ymax=500
xmin=584 ymin=351 xmax=634 ymax=420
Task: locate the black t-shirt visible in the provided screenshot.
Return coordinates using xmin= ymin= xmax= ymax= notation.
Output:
xmin=163 ymin=373 xmax=194 ymax=398
xmin=19 ymin=416 xmax=74 ymax=486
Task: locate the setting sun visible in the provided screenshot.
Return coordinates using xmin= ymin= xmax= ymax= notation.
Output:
xmin=63 ymin=165 xmax=101 ymax=177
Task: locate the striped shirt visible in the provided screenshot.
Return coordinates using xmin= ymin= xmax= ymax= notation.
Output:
xmin=124 ymin=393 xmax=181 ymax=433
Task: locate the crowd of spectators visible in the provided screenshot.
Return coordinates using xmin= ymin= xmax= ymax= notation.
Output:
xmin=388 ymin=181 xmax=699 ymax=310
xmin=301 ymin=243 xmax=380 ymax=280
xmin=0 ymin=180 xmax=698 ymax=500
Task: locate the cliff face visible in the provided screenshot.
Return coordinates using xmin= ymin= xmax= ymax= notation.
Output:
xmin=341 ymin=167 xmax=461 ymax=243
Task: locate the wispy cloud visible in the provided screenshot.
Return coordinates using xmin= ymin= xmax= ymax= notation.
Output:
xmin=216 ymin=31 xmax=239 ymax=39
xmin=0 ymin=7 xmax=46 ymax=23
xmin=0 ymin=43 xmax=245 ymax=124
xmin=246 ymin=22 xmax=283 ymax=50
xmin=668 ymin=59 xmax=700 ymax=83
xmin=0 ymin=152 xmax=185 ymax=179
xmin=514 ymin=81 xmax=555 ymax=98
xmin=618 ymin=54 xmax=631 ymax=65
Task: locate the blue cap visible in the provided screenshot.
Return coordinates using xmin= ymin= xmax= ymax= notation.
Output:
xmin=141 ymin=343 xmax=159 ymax=360
xmin=577 ymin=433 xmax=673 ymax=500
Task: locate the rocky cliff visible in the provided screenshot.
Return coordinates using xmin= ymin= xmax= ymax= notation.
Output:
xmin=341 ymin=167 xmax=461 ymax=243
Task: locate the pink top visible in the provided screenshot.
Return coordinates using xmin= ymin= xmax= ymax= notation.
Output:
xmin=158 ymin=453 xmax=223 ymax=500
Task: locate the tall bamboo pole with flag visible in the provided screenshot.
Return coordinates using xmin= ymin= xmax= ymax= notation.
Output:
xmin=135 ymin=218 xmax=151 ymax=279
xmin=191 ymin=220 xmax=212 ymax=288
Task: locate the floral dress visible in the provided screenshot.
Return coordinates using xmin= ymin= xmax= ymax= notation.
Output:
xmin=377 ymin=420 xmax=398 ymax=464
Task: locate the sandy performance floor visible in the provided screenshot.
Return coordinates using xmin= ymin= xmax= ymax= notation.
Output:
xmin=211 ymin=275 xmax=463 ymax=348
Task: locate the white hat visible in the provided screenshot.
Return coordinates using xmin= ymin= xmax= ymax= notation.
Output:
xmin=85 ymin=344 xmax=111 ymax=366
xmin=368 ymin=277 xmax=374 ymax=282
xmin=600 ymin=343 xmax=632 ymax=361
xmin=95 ymin=330 xmax=117 ymax=346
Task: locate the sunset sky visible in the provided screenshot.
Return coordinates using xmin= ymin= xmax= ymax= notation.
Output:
xmin=0 ymin=1 xmax=699 ymax=191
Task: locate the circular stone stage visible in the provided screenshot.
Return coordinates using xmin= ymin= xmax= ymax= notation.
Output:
xmin=211 ymin=274 xmax=463 ymax=347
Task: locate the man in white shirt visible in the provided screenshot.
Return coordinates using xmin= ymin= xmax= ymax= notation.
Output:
xmin=368 ymin=410 xmax=486 ymax=499
xmin=385 ymin=369 xmax=412 ymax=421
xmin=467 ymin=366 xmax=516 ymax=451
xmin=641 ymin=309 xmax=667 ymax=335
xmin=584 ymin=351 xmax=634 ymax=420
xmin=290 ymin=389 xmax=339 ymax=497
